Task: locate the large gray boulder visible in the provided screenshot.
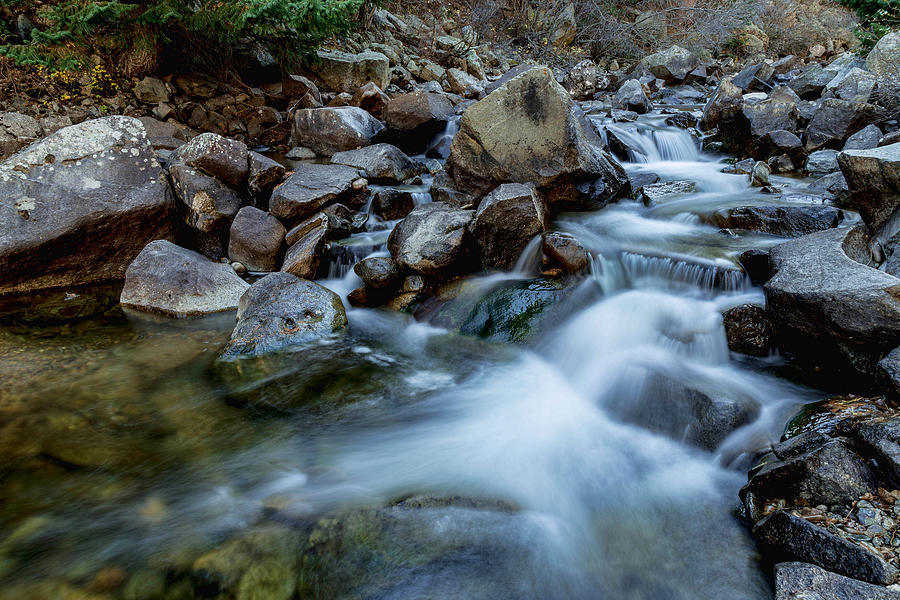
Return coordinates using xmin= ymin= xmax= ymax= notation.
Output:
xmin=228 ymin=206 xmax=285 ymax=272
xmin=220 ymin=272 xmax=347 ymax=358
xmin=775 ymin=562 xmax=900 ymax=600
xmin=169 ymin=132 xmax=249 ymax=188
xmin=824 ymin=67 xmax=876 ymax=103
xmin=445 ymin=67 xmax=628 ymax=207
xmin=765 ymin=226 xmax=900 ymax=375
xmin=330 ymin=143 xmax=418 ymax=183
xmin=0 ymin=116 xmax=173 ymax=295
xmin=269 ymin=163 xmax=361 ymax=222
xmin=387 ymin=203 xmax=476 ymax=276
xmin=306 ymin=50 xmax=391 ymax=93
xmin=837 ymin=143 xmax=900 ymax=234
xmin=866 ymin=31 xmax=900 ymax=78
xmin=382 ymin=91 xmax=455 ymax=153
xmin=640 ymin=45 xmax=700 ymax=82
xmin=805 ymin=99 xmax=883 ymax=152
xmin=120 ymin=240 xmax=249 ymax=317
xmin=291 ymin=106 xmax=385 ymax=156
xmin=710 ymin=87 xmax=800 ymax=156
xmin=472 ymin=183 xmax=548 ymax=270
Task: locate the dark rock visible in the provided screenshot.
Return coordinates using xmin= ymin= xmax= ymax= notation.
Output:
xmin=283 ymin=74 xmax=322 ymax=108
xmin=805 ymin=99 xmax=883 ymax=152
xmin=806 ymin=150 xmax=840 ymax=175
xmin=330 ymin=143 xmax=418 ymax=183
xmin=754 ymin=511 xmax=897 ymax=585
xmin=350 ymin=81 xmax=390 ymax=116
xmin=844 ymin=124 xmax=883 ymax=151
xmin=269 ymin=163 xmax=360 ymax=222
xmin=248 ymin=151 xmax=285 ymax=197
xmin=837 ymin=143 xmax=900 ymax=233
xmin=169 ymin=132 xmax=249 ymax=188
xmin=732 ymin=62 xmax=772 ymax=92
xmin=723 ymin=304 xmax=771 ymax=356
xmin=120 ymin=240 xmax=249 ymax=317
xmin=877 ymin=348 xmax=900 ymax=399
xmin=387 ymin=203 xmax=476 ymax=276
xmin=700 ymin=76 xmax=742 ymax=132
xmin=774 ymin=561 xmax=900 ymax=600
xmin=0 ymin=116 xmax=173 ymax=295
xmin=542 ymin=232 xmax=590 ymax=273
xmin=614 ymin=79 xmax=651 ymax=114
xmin=445 ymin=67 xmax=628 ymax=208
xmin=382 ymin=91 xmax=455 ymax=154
xmin=711 ymin=205 xmax=842 ymax=237
xmin=281 ymin=224 xmax=328 ymax=279
xmin=809 ymin=171 xmax=851 ymax=205
xmin=473 ymin=183 xmax=548 ymax=270
xmin=854 ymin=417 xmax=900 ymax=487
xmin=788 ymin=64 xmax=834 ymax=99
xmin=133 ymin=77 xmax=169 ymax=104
xmin=285 ymin=211 xmax=349 ymax=245
xmin=760 ymin=130 xmax=803 ymax=162
xmin=740 ymin=248 xmax=772 ymax=284
xmin=228 ymin=206 xmax=285 ymax=272
xmin=354 ymin=257 xmax=400 ymax=290
xmin=783 ymin=395 xmax=887 ymax=440
xmin=372 ymin=189 xmax=415 ymax=221
xmin=168 ymin=163 xmax=242 ymax=233
xmin=220 ymin=272 xmax=347 ymax=358
xmin=290 ymin=106 xmax=385 ymax=156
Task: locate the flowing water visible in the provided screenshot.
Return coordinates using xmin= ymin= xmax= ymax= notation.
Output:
xmin=0 ymin=112 xmax=840 ymax=599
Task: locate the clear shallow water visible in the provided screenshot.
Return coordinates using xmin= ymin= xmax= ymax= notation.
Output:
xmin=0 ymin=116 xmax=832 ymax=599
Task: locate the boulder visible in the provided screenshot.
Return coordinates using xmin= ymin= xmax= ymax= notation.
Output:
xmin=220 ymin=272 xmax=347 ymax=358
xmin=291 ymin=106 xmax=385 ymax=156
xmin=806 ymin=149 xmax=840 ymax=174
xmin=805 ymin=99 xmax=883 ymax=152
xmin=372 ymin=189 xmax=415 ymax=221
xmin=824 ymin=67 xmax=876 ymax=103
xmin=0 ymin=116 xmax=173 ymax=295
xmin=844 ymin=124 xmax=882 ymax=151
xmin=765 ymin=226 xmax=900 ymax=375
xmin=168 ymin=163 xmax=242 ymax=233
xmin=228 ymin=206 xmax=285 ymax=272
xmin=283 ymin=74 xmax=323 ymax=108
xmin=837 ymin=143 xmax=900 ymax=233
xmin=0 ymin=112 xmax=41 ymax=159
xmin=350 ymin=81 xmax=389 ymax=116
xmin=542 ymin=231 xmax=589 ymax=273
xmin=169 ymin=132 xmax=249 ymax=188
xmin=774 ymin=561 xmax=900 ymax=600
xmin=750 ymin=161 xmax=771 ymax=186
xmin=285 ymin=211 xmax=349 ymax=245
xmin=248 ymin=151 xmax=285 ymax=196
xmin=641 ymin=45 xmax=700 ymax=82
xmin=445 ymin=68 xmax=484 ymax=97
xmin=445 ymin=67 xmax=628 ymax=207
xmin=387 ymin=203 xmax=476 ymax=276
xmin=133 ymin=77 xmax=169 ymax=104
xmin=306 ymin=50 xmax=391 ymax=93
xmin=854 ymin=417 xmax=900 ymax=487
xmin=754 ymin=511 xmax=897 ymax=585
xmin=120 ymin=240 xmax=249 ymax=317
xmin=699 ymin=77 xmax=743 ymax=131
xmin=330 ymin=143 xmax=418 ymax=183
xmin=382 ymin=91 xmax=455 ymax=153
xmin=614 ymin=79 xmax=651 ymax=114
xmin=788 ymin=64 xmax=835 ymax=99
xmin=472 ymin=183 xmax=548 ymax=270
xmin=269 ymin=163 xmax=360 ymax=222
xmin=281 ymin=223 xmax=328 ymax=280
xmin=354 ymin=257 xmax=401 ymax=290
xmin=867 ymin=31 xmax=900 ymax=78
xmin=713 ymin=206 xmax=842 ymax=237
xmin=718 ymin=88 xmax=800 ymax=156
xmin=723 ymin=304 xmax=770 ymax=356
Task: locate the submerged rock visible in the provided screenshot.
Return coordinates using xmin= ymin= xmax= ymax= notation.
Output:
xmin=120 ymin=240 xmax=250 ymax=317
xmin=220 ymin=272 xmax=347 ymax=358
xmin=0 ymin=116 xmax=173 ymax=295
xmin=445 ymin=66 xmax=628 ymax=208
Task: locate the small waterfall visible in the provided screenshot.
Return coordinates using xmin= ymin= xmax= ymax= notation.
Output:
xmin=423 ymin=116 xmax=461 ymax=160
xmin=591 ymin=251 xmax=750 ymax=296
xmin=605 ymin=124 xmax=700 ymax=163
xmin=512 ymin=235 xmax=545 ymax=276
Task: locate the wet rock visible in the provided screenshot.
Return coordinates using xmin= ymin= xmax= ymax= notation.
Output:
xmin=228 ymin=206 xmax=285 ymax=272
xmin=844 ymin=124 xmax=883 ymax=151
xmin=855 ymin=418 xmax=900 ymax=487
xmin=330 ymin=143 xmax=418 ymax=183
xmin=290 ymin=106 xmax=385 ymax=156
xmin=220 ymin=272 xmax=347 ymax=358
xmin=743 ymin=431 xmax=881 ymax=507
xmin=614 ymin=79 xmax=651 ymax=114
xmin=783 ymin=395 xmax=887 ymax=440
xmin=281 ymin=223 xmax=327 ymax=279
xmin=269 ymin=163 xmax=360 ymax=222
xmin=120 ymin=240 xmax=249 ymax=317
xmin=712 ymin=205 xmax=842 ymax=237
xmin=306 ymin=49 xmax=391 ymax=93
xmin=0 ymin=111 xmax=40 ymax=159
xmin=640 ymin=181 xmax=698 ymax=205
xmin=170 ymin=132 xmax=249 ymax=188
xmin=641 ymin=45 xmax=700 ymax=82
xmin=372 ymin=189 xmax=415 ymax=221
xmin=168 ymin=163 xmax=242 ymax=233
xmin=723 ymin=304 xmax=770 ymax=356
xmin=867 ymin=31 xmax=900 ymax=78
xmin=445 ymin=67 xmax=628 ymax=208
xmin=760 ymin=130 xmax=803 ymax=161
xmin=750 ymin=161 xmax=771 ymax=186
xmin=878 ymin=348 xmax=900 ymax=399
xmin=806 ymin=150 xmax=840 ymax=175
xmin=248 ymin=151 xmax=285 ymax=197
xmin=382 ymin=91 xmax=455 ymax=153
xmin=774 ymin=561 xmax=900 ymax=600
xmin=754 ymin=510 xmax=897 ymax=585
xmin=542 ymin=232 xmax=589 ymax=274
xmin=809 ymin=171 xmax=851 ymax=205
xmin=805 ymin=99 xmax=883 ymax=152
xmin=473 ymin=183 xmax=548 ymax=270
xmin=354 ymin=257 xmax=401 ymax=290
xmin=0 ymin=116 xmax=173 ymax=295
xmin=837 ymin=143 xmax=900 ymax=233
xmin=765 ymin=226 xmax=900 ymax=376
xmin=721 ymin=88 xmax=800 ymax=156
xmin=740 ymin=248 xmax=772 ymax=284
xmin=387 ymin=202 xmax=475 ymax=276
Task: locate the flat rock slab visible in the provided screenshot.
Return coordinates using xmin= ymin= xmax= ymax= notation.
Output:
xmin=269 ymin=163 xmax=360 ymax=222
xmin=711 ymin=205 xmax=842 ymax=237
xmin=775 ymin=562 xmax=900 ymax=600
xmin=0 ymin=116 xmax=173 ymax=295
xmin=120 ymin=239 xmax=249 ymax=317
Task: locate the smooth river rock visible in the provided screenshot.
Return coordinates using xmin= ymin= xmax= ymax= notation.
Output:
xmin=0 ymin=116 xmax=173 ymax=295
xmin=387 ymin=203 xmax=476 ymax=276
xmin=269 ymin=163 xmax=361 ymax=222
xmin=473 ymin=183 xmax=548 ymax=270
xmin=775 ymin=562 xmax=900 ymax=600
xmin=290 ymin=106 xmax=385 ymax=156
xmin=120 ymin=240 xmax=250 ymax=317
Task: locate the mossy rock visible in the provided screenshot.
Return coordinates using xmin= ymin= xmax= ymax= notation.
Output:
xmin=782 ymin=395 xmax=887 ymax=440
